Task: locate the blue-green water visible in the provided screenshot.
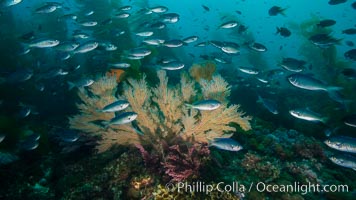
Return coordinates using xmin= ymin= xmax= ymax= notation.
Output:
xmin=0 ymin=0 xmax=355 ymax=199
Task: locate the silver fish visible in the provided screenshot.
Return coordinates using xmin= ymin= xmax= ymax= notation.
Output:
xmin=28 ymin=39 xmax=60 ymax=48
xmin=185 ymin=99 xmax=221 ymax=111
xmin=164 ymin=39 xmax=184 ymax=48
xmin=214 ymin=57 xmax=229 ymax=64
xmin=249 ymin=42 xmax=267 ymax=52
xmin=135 ymin=31 xmax=154 ymax=37
xmin=19 ymin=133 xmax=40 ymax=151
xmin=105 ymin=112 xmax=138 ymax=126
xmin=222 ymin=46 xmax=239 ymax=54
xmin=128 ymin=47 xmax=151 ymax=57
xmin=150 ymin=6 xmax=168 ymax=13
xmin=73 ymin=33 xmax=90 ymax=39
xmin=20 ymin=139 xmax=39 ymax=151
xmin=108 ymin=62 xmax=130 ymax=68
xmin=309 ymin=33 xmax=341 ymax=48
xmin=324 ymin=136 xmax=356 ymax=154
xmin=100 ymin=42 xmax=117 ymax=51
xmin=58 ymin=14 xmax=77 ymax=21
xmin=183 ymin=36 xmax=199 ymax=43
xmin=161 ymin=61 xmax=185 ymax=70
xmin=329 ymin=154 xmax=356 ymax=171
xmin=280 ymin=58 xmax=306 ymax=72
xmin=59 ymin=53 xmax=70 ymax=60
xmin=74 ymin=41 xmax=98 ymax=54
xmin=55 ymin=41 xmax=79 ymax=52
xmin=18 ymin=107 xmax=31 ymax=118
xmin=84 ymin=10 xmax=94 ymax=16
xmin=210 ymin=40 xmax=224 ymax=48
xmin=125 ymin=55 xmax=144 ymax=60
xmin=100 ymin=100 xmax=130 ymax=112
xmin=118 ymin=6 xmax=131 ymax=11
xmin=161 ymin=13 xmax=179 ymax=23
xmin=195 ymin=42 xmax=208 ymax=47
xmin=0 ymin=134 xmax=5 ymax=143
xmin=257 ymin=96 xmax=278 ymax=114
xmin=210 ymin=138 xmax=243 ymax=151
xmin=219 ymin=21 xmax=239 ymax=29
xmin=142 ymin=38 xmax=165 ymax=46
xmin=343 ymin=114 xmax=356 ymax=127
xmin=113 ymin=12 xmax=130 ymax=18
xmin=161 ymin=57 xmax=177 ymax=64
xmin=79 ymin=21 xmax=98 ymax=27
xmin=287 ymin=74 xmax=340 ymax=91
xmin=58 ymin=130 xmax=80 ymax=142
xmin=2 ymin=0 xmax=22 ymax=7
xmin=35 ymin=5 xmax=58 ymax=14
xmin=68 ymin=78 xmax=94 ymax=90
xmin=7 ymin=69 xmax=33 ymax=83
xmin=289 ymin=108 xmax=327 ymax=123
xmin=0 ymin=152 xmax=19 ymax=165
xmin=221 ymin=42 xmax=240 ymax=54
xmin=150 ymin=22 xmax=166 ymax=29
xmin=238 ymin=67 xmax=260 ymax=75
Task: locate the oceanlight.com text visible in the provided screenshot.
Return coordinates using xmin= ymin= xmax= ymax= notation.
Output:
xmin=165 ymin=181 xmax=349 ymax=195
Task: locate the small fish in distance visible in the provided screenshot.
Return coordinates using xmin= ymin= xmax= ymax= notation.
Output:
xmin=268 ymin=6 xmax=287 ymax=16
xmin=276 ymin=27 xmax=291 ymax=37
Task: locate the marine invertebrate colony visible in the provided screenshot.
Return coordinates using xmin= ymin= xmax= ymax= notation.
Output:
xmin=69 ymin=70 xmax=251 ymax=153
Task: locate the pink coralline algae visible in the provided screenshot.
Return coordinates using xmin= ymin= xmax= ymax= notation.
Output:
xmin=162 ymin=143 xmax=210 ymax=182
xmin=135 ymin=144 xmax=160 ymax=173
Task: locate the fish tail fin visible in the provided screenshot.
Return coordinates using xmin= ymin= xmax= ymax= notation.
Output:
xmin=327 ymin=86 xmax=342 ymax=91
xmin=207 ymin=139 xmax=213 ymax=147
xmin=276 ymin=27 xmax=281 ymax=34
xmin=20 ymin=43 xmax=31 ymax=55
xmin=101 ymin=121 xmax=110 ymax=129
xmin=322 ymin=117 xmax=329 ymax=124
xmin=67 ymin=81 xmax=75 ymax=90
xmin=280 ymin=7 xmax=289 ymax=16
xmin=184 ymin=103 xmax=193 ymax=108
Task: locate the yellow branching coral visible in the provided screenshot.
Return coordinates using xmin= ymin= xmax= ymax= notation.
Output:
xmin=69 ymin=70 xmax=251 ymax=152
xmin=68 ymin=76 xmax=146 ymax=152
xmin=199 ymin=74 xmax=231 ymax=103
xmin=189 ymin=61 xmax=216 ymax=81
xmin=119 ymin=75 xmax=158 ymax=135
xmin=180 ymin=104 xmax=251 ymax=143
xmin=180 ymin=72 xmax=196 ymax=102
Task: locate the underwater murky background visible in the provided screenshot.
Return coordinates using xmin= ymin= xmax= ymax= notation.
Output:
xmin=0 ymin=0 xmax=355 ymax=199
